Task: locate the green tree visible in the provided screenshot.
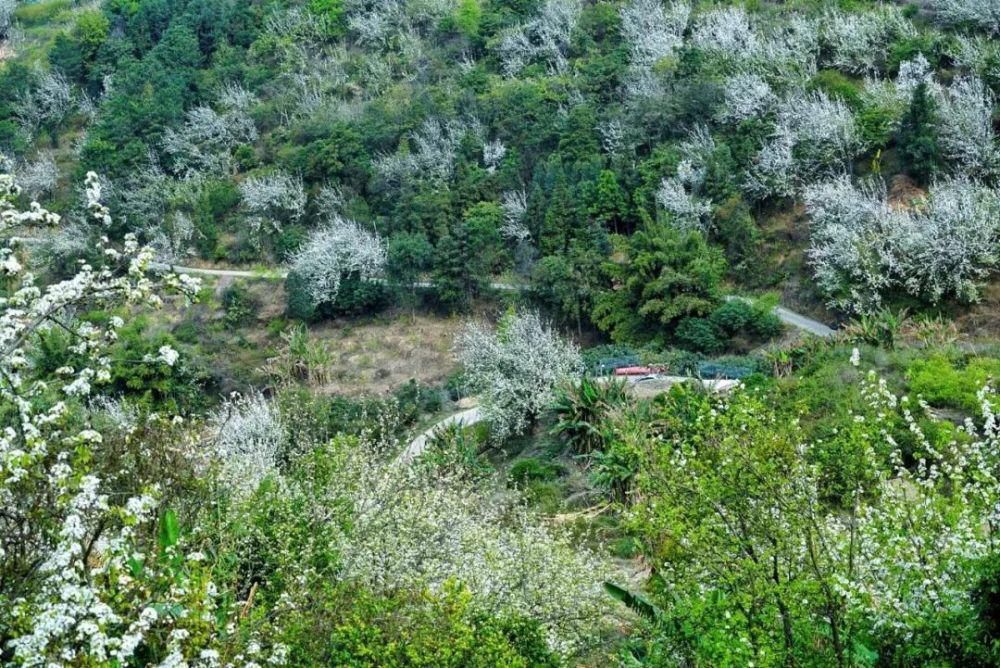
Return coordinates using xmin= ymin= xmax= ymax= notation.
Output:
xmin=897 ymin=82 xmax=942 ymax=185
xmin=387 ymin=231 xmax=434 ymax=313
xmin=592 ymin=224 xmax=726 ymax=346
xmin=587 ymin=169 xmax=629 ymax=234
xmin=454 ymin=0 xmax=482 ymax=38
xmin=433 ymin=224 xmax=486 ymax=312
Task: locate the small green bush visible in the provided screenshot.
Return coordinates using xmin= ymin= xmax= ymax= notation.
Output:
xmin=808 ymin=70 xmax=863 ymax=109
xmin=907 ymin=355 xmax=1000 ymax=415
xmin=509 ymin=457 xmax=563 ymax=485
xmin=675 ymin=317 xmax=724 ymax=354
xmin=222 ymin=284 xmax=258 ymax=329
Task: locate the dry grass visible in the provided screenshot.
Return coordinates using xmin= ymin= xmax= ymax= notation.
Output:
xmin=304 ymin=315 xmax=466 ymax=396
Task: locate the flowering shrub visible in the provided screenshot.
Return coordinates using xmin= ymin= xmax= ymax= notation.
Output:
xmin=497 ymin=0 xmax=581 ymax=76
xmin=0 ymin=174 xmax=294 ymax=665
xmin=238 ymin=171 xmax=306 ymax=242
xmin=746 ymin=90 xmax=864 ymax=199
xmin=209 ymin=392 xmax=285 ymax=498
xmin=226 ymin=433 xmax=613 ymax=658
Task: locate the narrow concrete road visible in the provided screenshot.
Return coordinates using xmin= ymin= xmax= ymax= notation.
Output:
xmin=14 ymin=238 xmax=835 ymax=336
xmin=149 ymin=261 xmax=286 ymax=279
xmin=773 ymin=305 xmax=835 ymax=338
xmin=397 ymin=407 xmax=483 ymax=464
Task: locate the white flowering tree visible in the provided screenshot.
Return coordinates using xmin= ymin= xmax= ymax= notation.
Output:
xmin=746 ymin=90 xmax=863 ymax=200
xmin=374 ymin=117 xmax=473 ymax=186
xmin=625 ymin=361 xmax=1000 ymax=664
xmin=14 ymin=152 xmax=58 ymax=200
xmin=209 ymin=392 xmax=285 ymax=499
xmin=690 ymin=7 xmax=759 ymax=62
xmin=15 ymin=69 xmax=74 ymax=137
xmin=932 ymin=0 xmax=1000 ymax=32
xmin=499 ymin=189 xmax=530 ymax=242
xmin=819 ymin=9 xmax=912 ymax=75
xmin=456 ymin=310 xmax=581 ymax=443
xmin=717 ymin=71 xmax=776 ymax=124
xmin=0 ymin=0 xmax=14 ymax=40
xmin=805 ymin=175 xmax=1000 ymax=312
xmin=937 ymin=75 xmax=998 ymax=177
xmin=289 ymin=215 xmax=386 ymax=307
xmin=239 ymin=170 xmax=306 ymax=244
xmin=622 ymin=0 xmax=688 ymax=68
xmin=0 ymin=173 xmax=285 ymax=666
xmin=497 ymin=0 xmax=581 ymax=76
xmin=161 ymin=90 xmax=258 ymax=178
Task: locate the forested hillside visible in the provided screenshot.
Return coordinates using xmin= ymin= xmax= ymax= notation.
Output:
xmin=7 ymin=0 xmax=1000 ymax=665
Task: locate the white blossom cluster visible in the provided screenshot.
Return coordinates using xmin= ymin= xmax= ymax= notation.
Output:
xmin=937 ymin=75 xmax=998 ymax=177
xmin=948 ymin=34 xmax=1000 ymax=81
xmin=0 ymin=174 xmax=281 ymax=667
xmin=619 ymin=0 xmax=688 ymax=100
xmin=289 ymin=215 xmax=386 ymax=306
xmin=651 ymin=368 xmax=1000 ymax=656
xmin=318 ymin=439 xmax=613 ymax=655
xmin=932 ymin=0 xmax=1000 ymax=32
xmin=832 ymin=373 xmax=1000 ymax=640
xmin=819 ymin=9 xmax=913 ymax=75
xmin=456 ymin=310 xmax=581 ymax=443
xmin=621 ymin=0 xmax=688 ymax=68
xmin=654 ymin=128 xmax=716 ymax=232
xmin=746 ymin=90 xmax=863 ymax=199
xmin=345 ymin=0 xmax=458 ymax=45
xmin=500 ymin=189 xmax=530 ymax=241
xmin=162 ymin=85 xmax=258 ymax=178
xmin=15 ymin=151 xmax=59 ymax=200
xmin=482 ymin=138 xmax=507 ymax=173
xmin=15 ymin=69 xmax=74 ymax=135
xmin=497 ymin=0 xmax=581 ymax=76
xmin=375 ymin=117 xmax=477 ymax=185
xmin=690 ymin=6 xmax=759 ymax=60
xmin=805 ymin=175 xmax=1000 ymax=312
xmin=717 ymin=71 xmax=776 ymax=124
xmin=210 ymin=392 xmax=285 ymax=498
xmin=239 ymin=171 xmax=306 ymax=242
xmin=0 ymin=0 xmax=14 ymax=40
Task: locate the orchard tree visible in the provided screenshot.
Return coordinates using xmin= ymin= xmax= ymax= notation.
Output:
xmin=497 ymin=0 xmax=581 ymax=76
xmin=805 ymin=175 xmax=1000 ymax=312
xmin=288 ymin=215 xmax=386 ymax=308
xmin=239 ymin=170 xmax=306 ymax=245
xmin=0 ymin=173 xmax=288 ymax=666
xmin=0 ymin=0 xmax=13 ymax=41
xmin=456 ymin=309 xmax=582 ymax=443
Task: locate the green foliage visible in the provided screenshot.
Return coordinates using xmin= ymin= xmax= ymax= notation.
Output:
xmin=897 ymin=82 xmax=942 ymax=185
xmin=551 ymin=376 xmax=629 ymax=454
xmin=222 ymin=283 xmax=258 ymax=329
xmin=281 ymin=583 xmax=560 ymax=667
xmin=809 ymin=69 xmax=864 ymax=109
xmin=907 ymin=354 xmax=1000 ymax=415
xmin=508 ymin=457 xmax=563 ymax=485
xmin=454 ymin=0 xmax=482 ymax=38
xmin=673 ymin=317 xmax=723 ymax=354
xmin=592 ymin=224 xmax=726 ymax=347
